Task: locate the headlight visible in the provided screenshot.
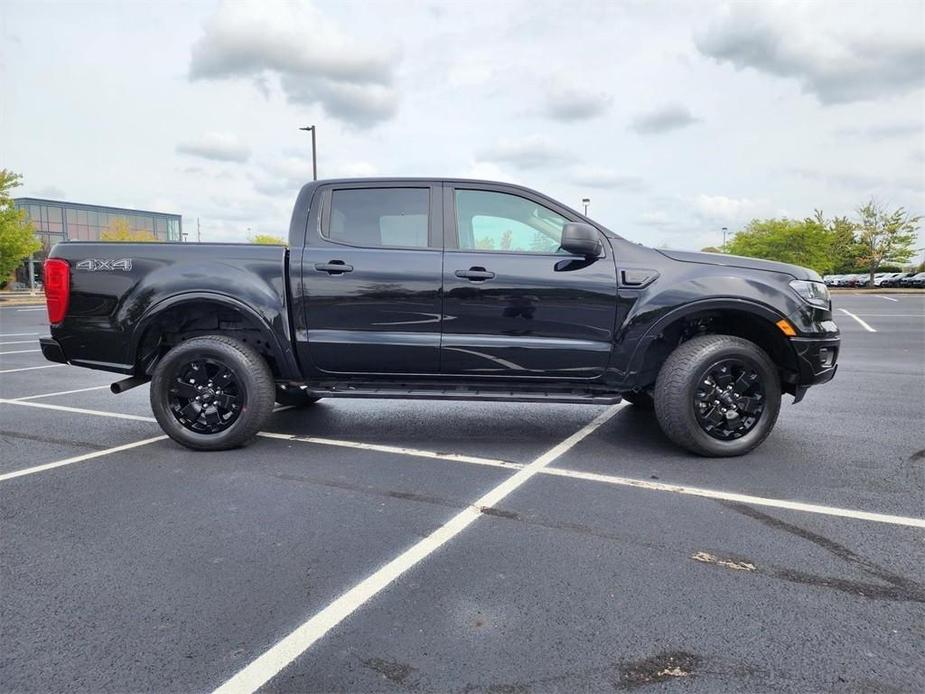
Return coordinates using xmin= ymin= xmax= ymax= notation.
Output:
xmin=789 ymin=280 xmax=830 ymax=308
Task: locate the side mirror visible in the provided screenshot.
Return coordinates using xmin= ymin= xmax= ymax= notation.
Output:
xmin=560 ymin=222 xmax=602 ymax=258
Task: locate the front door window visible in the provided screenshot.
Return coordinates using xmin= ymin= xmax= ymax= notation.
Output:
xmin=455 ymin=189 xmax=567 ymax=254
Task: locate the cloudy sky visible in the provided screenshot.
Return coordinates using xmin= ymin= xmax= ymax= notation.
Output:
xmin=2 ymin=0 xmax=923 ymax=249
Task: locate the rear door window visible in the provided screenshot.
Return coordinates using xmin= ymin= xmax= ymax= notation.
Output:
xmin=327 ymin=188 xmax=430 ymax=248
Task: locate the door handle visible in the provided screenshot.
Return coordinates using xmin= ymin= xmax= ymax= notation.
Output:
xmin=314 ymin=260 xmax=353 ymax=274
xmin=455 ymin=267 xmax=495 ymax=281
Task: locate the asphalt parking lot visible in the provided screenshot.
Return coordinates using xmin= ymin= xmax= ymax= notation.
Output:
xmin=1 ymin=295 xmax=923 ymax=693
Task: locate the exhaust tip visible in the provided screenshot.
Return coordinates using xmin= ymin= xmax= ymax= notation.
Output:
xmin=110 ymin=376 xmax=150 ymax=394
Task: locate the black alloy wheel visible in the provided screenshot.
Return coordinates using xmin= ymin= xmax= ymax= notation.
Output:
xmin=168 ymin=358 xmax=244 ymax=434
xmin=150 ymin=335 xmax=275 ymax=451
xmin=693 ymin=358 xmax=765 ymax=440
xmin=653 ymin=334 xmax=781 ymax=457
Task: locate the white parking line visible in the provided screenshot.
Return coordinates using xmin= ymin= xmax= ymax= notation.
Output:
xmin=274 ymin=429 xmax=924 ymax=528
xmin=13 ymin=385 xmax=112 ymax=401
xmin=0 ymin=364 xmax=64 ymax=374
xmin=0 ymin=332 xmax=41 ymax=337
xmin=0 ymin=349 xmax=41 ymax=355
xmin=838 ymin=308 xmax=877 ymax=332
xmin=0 ymin=436 xmax=167 ymax=482
xmin=3 ymin=398 xmax=923 ymax=529
xmin=0 ymin=398 xmax=157 ymax=422
xmin=0 ymin=340 xmax=38 ymax=345
xmin=258 ymin=431 xmax=521 ymax=470
xmin=213 ymin=404 xmax=623 ymax=694
xmin=540 ymin=468 xmax=925 ymax=529
xmin=15 ymin=307 xmax=45 ymax=312
xmin=877 ymin=296 xmax=899 ymax=302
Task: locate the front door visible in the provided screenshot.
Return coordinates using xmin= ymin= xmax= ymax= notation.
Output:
xmin=300 ymin=183 xmax=443 ymax=375
xmin=441 ymin=184 xmax=618 ymax=380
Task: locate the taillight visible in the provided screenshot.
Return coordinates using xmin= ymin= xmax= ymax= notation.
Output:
xmin=44 ymin=258 xmax=70 ymax=324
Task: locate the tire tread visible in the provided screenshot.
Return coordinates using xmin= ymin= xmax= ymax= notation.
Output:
xmin=654 ymin=334 xmax=780 ymax=457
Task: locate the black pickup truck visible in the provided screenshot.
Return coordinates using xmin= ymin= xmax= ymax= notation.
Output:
xmin=40 ymin=178 xmax=839 ymax=456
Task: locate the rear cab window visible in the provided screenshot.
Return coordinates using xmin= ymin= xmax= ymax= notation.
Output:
xmin=324 ymin=187 xmax=433 ymax=249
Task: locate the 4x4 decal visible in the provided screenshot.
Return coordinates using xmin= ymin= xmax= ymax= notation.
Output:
xmin=75 ymin=258 xmax=133 ymax=271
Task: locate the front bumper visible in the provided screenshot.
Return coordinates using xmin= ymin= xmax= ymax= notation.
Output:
xmin=791 ymin=336 xmax=839 ymax=385
xmin=40 ymin=337 xmax=68 ymax=364
xmin=787 ymin=333 xmax=839 ymax=403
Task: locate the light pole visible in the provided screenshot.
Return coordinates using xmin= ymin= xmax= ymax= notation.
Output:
xmin=582 ymin=198 xmax=590 ymax=216
xmin=722 ymin=226 xmax=728 ymax=252
xmin=299 ymin=125 xmax=317 ymax=180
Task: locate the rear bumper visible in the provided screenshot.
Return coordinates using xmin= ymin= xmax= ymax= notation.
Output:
xmin=39 ymin=337 xmax=68 ymax=364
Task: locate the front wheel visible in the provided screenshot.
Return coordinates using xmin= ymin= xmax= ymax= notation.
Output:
xmin=150 ymin=335 xmax=275 ymax=451
xmin=654 ymin=335 xmax=781 ymax=457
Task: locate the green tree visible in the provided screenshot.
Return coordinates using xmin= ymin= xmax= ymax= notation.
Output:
xmin=249 ymin=233 xmax=286 ymax=245
xmin=855 ymin=200 xmax=921 ymax=285
xmin=817 ymin=211 xmax=863 ymax=273
xmin=100 ymin=217 xmax=157 ymax=242
xmin=725 ymin=217 xmax=834 ymax=273
xmin=0 ymin=170 xmax=41 ymax=284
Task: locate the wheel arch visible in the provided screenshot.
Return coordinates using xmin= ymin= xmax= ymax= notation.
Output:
xmin=130 ymin=292 xmax=300 ymax=380
xmin=623 ymin=298 xmax=800 ymax=393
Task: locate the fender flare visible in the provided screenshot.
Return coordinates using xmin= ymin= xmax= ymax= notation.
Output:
xmin=621 ymin=297 xmax=793 ymax=384
xmin=129 ymin=291 xmax=300 ymax=379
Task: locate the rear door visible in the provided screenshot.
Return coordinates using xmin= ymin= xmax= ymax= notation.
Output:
xmin=300 ymin=182 xmax=443 ymax=375
xmin=441 ymin=183 xmax=618 ymax=380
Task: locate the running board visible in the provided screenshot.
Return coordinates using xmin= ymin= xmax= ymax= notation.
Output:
xmin=303 ymin=387 xmax=623 ymax=405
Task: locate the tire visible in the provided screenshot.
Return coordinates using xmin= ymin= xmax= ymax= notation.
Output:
xmin=654 ymin=335 xmax=781 ymax=457
xmin=150 ymin=335 xmax=275 ymax=451
xmin=275 ymin=385 xmax=321 ymax=407
xmin=622 ymin=390 xmax=654 ymax=410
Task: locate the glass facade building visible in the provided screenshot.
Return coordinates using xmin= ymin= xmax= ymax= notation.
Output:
xmin=10 ymin=198 xmax=182 ymax=286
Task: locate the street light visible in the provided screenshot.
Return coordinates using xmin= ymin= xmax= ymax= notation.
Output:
xmin=722 ymin=226 xmax=728 ymax=252
xmin=299 ymin=125 xmax=317 ymax=181
xmin=582 ymin=197 xmax=590 ymax=216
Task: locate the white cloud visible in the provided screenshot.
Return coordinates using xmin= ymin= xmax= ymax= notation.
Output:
xmin=544 ymin=84 xmax=612 ymax=121
xmin=630 ymin=104 xmax=700 ymax=135
xmin=478 ymin=135 xmax=577 ymax=170
xmin=30 ymin=185 xmax=67 ymax=200
xmin=176 ymin=132 xmax=251 ymax=163
xmin=332 ymin=161 xmax=379 ymax=178
xmin=189 ymin=0 xmax=400 ymax=127
xmin=638 ymin=210 xmax=675 ymax=227
xmin=464 ymin=161 xmax=517 ymax=183
xmin=835 ymin=122 xmax=924 ymax=141
xmin=250 ymin=156 xmax=314 ymax=196
xmin=691 ymin=194 xmax=768 ymax=224
xmin=568 ymin=166 xmax=645 ymax=191
xmin=695 ymin=1 xmax=925 ymax=104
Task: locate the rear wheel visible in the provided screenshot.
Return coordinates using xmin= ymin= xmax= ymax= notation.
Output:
xmin=150 ymin=335 xmax=275 ymax=451
xmin=654 ymin=335 xmax=781 ymax=457
xmin=275 ymin=385 xmax=321 ymax=407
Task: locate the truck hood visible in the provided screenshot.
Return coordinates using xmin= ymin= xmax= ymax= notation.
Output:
xmin=656 ymin=249 xmax=820 ymax=281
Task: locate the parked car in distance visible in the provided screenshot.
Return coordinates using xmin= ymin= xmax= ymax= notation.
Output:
xmin=901 ymin=271 xmax=925 ymax=287
xmin=882 ymin=272 xmax=914 ymax=287
xmin=839 ymin=273 xmax=863 ymax=287
xmin=39 ymin=178 xmax=840 ymax=458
